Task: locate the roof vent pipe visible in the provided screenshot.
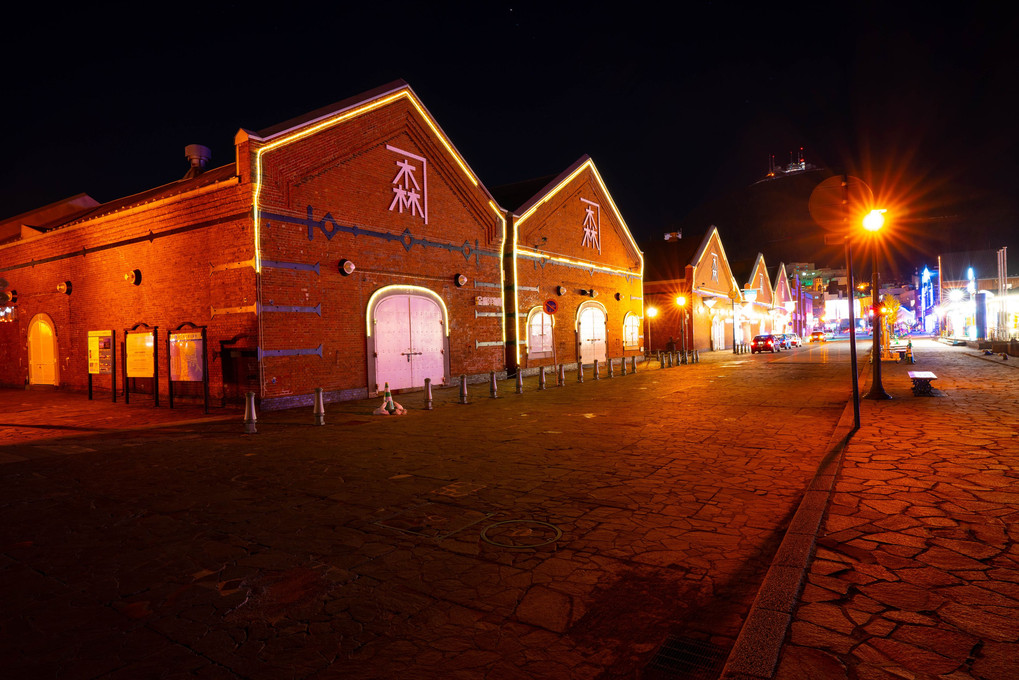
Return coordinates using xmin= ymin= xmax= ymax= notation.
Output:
xmin=184 ymin=144 xmax=212 ymax=179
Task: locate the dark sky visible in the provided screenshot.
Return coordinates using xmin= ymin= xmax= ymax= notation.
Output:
xmin=3 ymin=3 xmax=1017 ymax=269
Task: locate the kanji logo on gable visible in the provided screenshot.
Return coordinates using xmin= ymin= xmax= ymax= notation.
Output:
xmin=580 ymin=198 xmax=601 ymax=253
xmin=386 ymin=145 xmax=428 ymax=223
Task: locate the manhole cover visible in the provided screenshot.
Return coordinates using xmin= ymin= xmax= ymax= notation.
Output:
xmin=480 ymin=520 xmax=562 ymax=548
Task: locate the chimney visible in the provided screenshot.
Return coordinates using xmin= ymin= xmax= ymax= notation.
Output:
xmin=184 ymin=144 xmax=212 ymax=179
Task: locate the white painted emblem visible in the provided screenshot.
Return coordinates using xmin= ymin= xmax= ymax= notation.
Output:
xmin=712 ymin=254 xmax=718 ymax=281
xmin=580 ymin=198 xmax=601 ymax=253
xmin=386 ymin=145 xmax=428 ymax=223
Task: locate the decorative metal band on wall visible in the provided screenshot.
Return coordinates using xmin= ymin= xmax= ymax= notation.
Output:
xmin=260 ymin=303 xmax=321 ymax=315
xmin=258 ymin=345 xmax=323 ymax=360
xmin=475 ymin=340 xmax=504 ymax=348
xmin=211 ymin=258 xmax=321 ymax=274
xmin=261 ymin=206 xmax=501 ymax=265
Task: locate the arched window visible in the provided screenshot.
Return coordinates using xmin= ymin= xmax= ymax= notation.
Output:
xmin=526 ymin=308 xmax=554 ymax=358
xmin=623 ymin=312 xmax=640 ymax=350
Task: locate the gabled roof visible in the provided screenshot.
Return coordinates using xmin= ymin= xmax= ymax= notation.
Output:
xmin=246 ymin=80 xmax=498 ymax=210
xmin=500 ymin=155 xmax=642 ymax=265
xmin=254 ymin=80 xmax=413 ymax=140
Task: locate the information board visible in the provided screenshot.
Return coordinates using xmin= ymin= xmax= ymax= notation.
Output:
xmin=87 ymin=330 xmax=114 ymax=375
xmin=169 ymin=331 xmax=204 ymax=382
xmin=125 ymin=332 xmax=155 ymax=377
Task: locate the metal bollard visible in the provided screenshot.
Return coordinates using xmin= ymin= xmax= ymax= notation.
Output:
xmin=593 ymin=359 xmax=600 ymax=380
xmin=539 ymin=366 xmax=546 ymax=390
xmin=577 ymin=362 xmax=584 ymax=383
xmin=681 ymin=350 xmax=687 ymax=365
xmin=516 ymin=371 xmax=524 ymax=394
xmin=490 ymin=371 xmax=499 ymax=398
xmin=631 ymin=356 xmax=637 ymax=373
xmin=558 ymin=364 xmax=566 ymax=387
xmin=243 ymin=391 xmax=258 ymax=434
xmin=667 ymin=352 xmax=673 ymax=368
xmin=460 ymin=374 xmax=469 ymax=404
xmin=608 ymin=358 xmax=614 ymax=378
xmin=621 ymin=357 xmax=628 ymax=375
xmin=313 ymin=387 xmax=325 ymax=425
xmin=424 ymin=378 xmax=433 ymax=410
xmin=660 ymin=353 xmax=665 ymax=369
xmin=694 ymin=350 xmax=699 ymax=363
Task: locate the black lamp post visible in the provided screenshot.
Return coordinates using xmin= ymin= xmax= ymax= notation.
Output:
xmin=864 ymin=209 xmax=891 ymax=400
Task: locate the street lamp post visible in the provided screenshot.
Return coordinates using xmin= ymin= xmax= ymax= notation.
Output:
xmin=646 ymin=306 xmax=658 ymax=354
xmin=864 ymin=209 xmax=891 ymax=400
xmin=675 ymin=296 xmax=688 ymax=358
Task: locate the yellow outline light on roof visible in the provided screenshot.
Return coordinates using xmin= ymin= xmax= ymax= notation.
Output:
xmin=252 ymin=87 xmax=490 ymax=273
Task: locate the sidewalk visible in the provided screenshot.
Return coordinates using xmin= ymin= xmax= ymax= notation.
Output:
xmin=756 ymin=339 xmax=1019 ymax=679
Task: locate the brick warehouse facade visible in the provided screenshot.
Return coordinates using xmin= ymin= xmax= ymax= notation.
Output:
xmin=0 ymin=81 xmax=645 ymax=408
xmin=495 ymin=157 xmax=643 ymax=376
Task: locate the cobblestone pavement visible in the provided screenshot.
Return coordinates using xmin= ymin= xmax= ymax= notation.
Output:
xmin=1 ymin=348 xmax=849 ymax=679
xmin=773 ymin=341 xmax=1019 ymax=680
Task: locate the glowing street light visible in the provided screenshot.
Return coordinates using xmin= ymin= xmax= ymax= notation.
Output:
xmin=646 ymin=306 xmax=658 ymax=353
xmin=675 ymin=295 xmax=689 ymax=358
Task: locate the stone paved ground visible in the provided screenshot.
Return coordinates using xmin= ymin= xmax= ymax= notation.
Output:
xmin=775 ymin=341 xmax=1019 ymax=680
xmin=0 ymin=348 xmax=848 ymax=679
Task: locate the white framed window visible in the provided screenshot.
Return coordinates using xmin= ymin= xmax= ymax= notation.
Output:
xmin=623 ymin=312 xmax=640 ymax=349
xmin=526 ymin=308 xmax=554 ymax=358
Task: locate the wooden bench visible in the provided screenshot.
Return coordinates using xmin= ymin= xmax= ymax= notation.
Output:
xmin=908 ymin=371 xmax=937 ymax=396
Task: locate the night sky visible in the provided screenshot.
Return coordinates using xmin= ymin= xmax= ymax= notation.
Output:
xmin=3 ymin=3 xmax=1017 ymax=273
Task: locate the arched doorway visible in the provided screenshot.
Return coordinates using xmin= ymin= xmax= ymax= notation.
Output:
xmin=577 ymin=302 xmax=607 ymax=365
xmin=711 ymin=315 xmax=726 ymax=351
xmin=368 ymin=287 xmax=449 ymax=392
xmin=28 ymin=313 xmax=59 ymax=386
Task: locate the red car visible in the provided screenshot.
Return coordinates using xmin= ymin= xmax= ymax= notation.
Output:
xmin=752 ymin=334 xmax=779 ymax=353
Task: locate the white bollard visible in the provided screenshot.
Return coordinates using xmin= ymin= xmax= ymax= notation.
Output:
xmin=539 ymin=366 xmax=546 ymax=390
xmin=490 ymin=371 xmax=499 ymax=398
xmin=607 ymin=358 xmax=614 ymax=378
xmin=593 ymin=359 xmax=600 ymax=380
xmin=631 ymin=356 xmax=637 ymax=373
xmin=424 ymin=377 xmax=433 ymax=410
xmin=516 ymin=372 xmax=524 ymax=394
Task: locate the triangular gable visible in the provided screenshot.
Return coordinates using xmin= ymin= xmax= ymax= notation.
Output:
xmin=691 ymin=226 xmax=740 ymax=301
xmin=773 ymin=263 xmax=794 ymax=305
xmin=747 ymin=253 xmax=775 ymax=306
xmin=510 ymin=156 xmax=642 ymax=274
xmin=244 ymin=81 xmax=504 ymax=273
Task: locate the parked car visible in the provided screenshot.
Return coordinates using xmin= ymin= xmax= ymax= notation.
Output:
xmin=751 ymin=334 xmax=780 ymax=353
xmin=786 ymin=333 xmax=802 ymax=347
xmin=774 ymin=334 xmax=790 ymax=349
xmin=809 ymin=331 xmax=826 ymax=343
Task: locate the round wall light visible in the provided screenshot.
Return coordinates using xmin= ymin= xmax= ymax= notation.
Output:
xmin=56 ymin=281 xmax=72 ymax=295
xmin=124 ymin=269 xmax=142 ymax=286
xmin=339 ymin=259 xmax=356 ymax=276
xmin=556 ymin=285 xmax=566 ymax=296
xmin=454 ymin=274 xmax=468 ymax=288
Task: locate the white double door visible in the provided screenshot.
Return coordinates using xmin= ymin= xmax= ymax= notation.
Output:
xmin=578 ymin=306 xmax=607 ymax=365
xmin=374 ymin=295 xmax=446 ymax=391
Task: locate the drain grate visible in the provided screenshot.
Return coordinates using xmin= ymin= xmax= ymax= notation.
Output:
xmin=645 ymin=635 xmax=727 ymax=679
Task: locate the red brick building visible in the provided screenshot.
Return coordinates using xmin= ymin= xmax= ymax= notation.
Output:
xmin=0 ymin=81 xmax=643 ymax=408
xmin=494 ymin=157 xmax=644 ymax=376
